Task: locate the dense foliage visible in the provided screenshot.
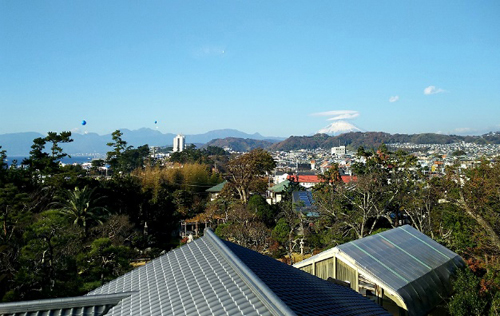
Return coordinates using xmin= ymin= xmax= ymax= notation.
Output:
xmin=0 ymin=131 xmax=223 ymax=302
xmin=2 ymin=132 xmax=500 ymax=314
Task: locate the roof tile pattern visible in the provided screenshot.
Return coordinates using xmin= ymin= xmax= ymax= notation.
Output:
xmin=224 ymin=241 xmax=390 ymax=316
xmin=89 ymin=237 xmax=272 ymax=316
xmin=87 ymin=230 xmax=390 ymax=315
xmin=0 ymin=293 xmax=133 ymax=316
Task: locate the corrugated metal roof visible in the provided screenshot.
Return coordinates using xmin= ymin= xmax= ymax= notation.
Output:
xmin=336 ymin=225 xmax=464 ymax=316
xmin=87 ymin=229 xmax=389 ymax=315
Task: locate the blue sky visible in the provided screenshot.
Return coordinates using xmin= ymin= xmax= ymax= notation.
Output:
xmin=1 ymin=1 xmax=499 ymax=137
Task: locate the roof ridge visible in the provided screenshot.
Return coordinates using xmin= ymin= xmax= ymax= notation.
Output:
xmin=204 ymin=229 xmax=296 ymax=316
xmin=0 ymin=292 xmax=135 ymax=314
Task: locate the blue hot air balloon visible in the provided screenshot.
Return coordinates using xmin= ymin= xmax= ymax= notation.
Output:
xmin=82 ymin=120 xmax=87 ymax=126
xmin=155 ymin=120 xmax=158 ymax=124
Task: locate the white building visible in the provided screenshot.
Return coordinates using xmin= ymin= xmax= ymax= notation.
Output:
xmin=331 ymin=146 xmax=346 ymax=156
xmin=173 ymin=134 xmax=185 ymax=152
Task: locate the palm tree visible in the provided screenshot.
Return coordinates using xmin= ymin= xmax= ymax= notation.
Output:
xmin=53 ymin=186 xmax=107 ymax=238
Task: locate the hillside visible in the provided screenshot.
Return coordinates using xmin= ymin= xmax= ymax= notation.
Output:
xmin=203 ymin=137 xmax=276 ymax=152
xmin=269 ymin=131 xmax=500 ymax=151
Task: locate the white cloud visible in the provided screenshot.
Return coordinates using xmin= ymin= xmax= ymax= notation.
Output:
xmin=311 ymin=110 xmax=360 ymax=121
xmin=424 ymin=86 xmax=445 ymax=95
xmin=389 ymin=96 xmax=399 ymax=103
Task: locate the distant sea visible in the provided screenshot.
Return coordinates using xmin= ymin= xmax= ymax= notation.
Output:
xmin=4 ymin=155 xmax=104 ymax=166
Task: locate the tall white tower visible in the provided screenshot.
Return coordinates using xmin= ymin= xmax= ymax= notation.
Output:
xmin=173 ymin=134 xmax=185 ymax=152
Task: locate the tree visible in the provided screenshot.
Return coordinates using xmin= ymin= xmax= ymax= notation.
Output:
xmin=77 ymin=238 xmax=133 ymax=290
xmin=272 ymin=218 xmax=290 ymax=244
xmin=247 ymin=195 xmax=279 ymax=227
xmin=106 ymin=131 xmax=151 ymax=174
xmin=90 ymin=159 xmax=105 ymax=176
xmin=399 ymin=180 xmax=438 ymax=236
xmin=226 ymin=149 xmax=276 ymax=203
xmin=106 ymin=130 xmax=130 ymax=174
xmin=452 ymin=149 xmax=466 ymax=157
xmin=328 ymin=174 xmax=390 ymax=239
xmin=172 ymin=189 xmax=194 ymax=217
xmin=52 ymin=186 xmax=107 ymax=238
xmin=45 ymin=131 xmax=73 ymax=160
xmin=14 ymin=210 xmax=81 ymax=300
xmin=214 ymin=202 xmax=271 ymax=253
xmin=0 ymin=147 xmax=7 ymax=176
xmin=317 ymin=164 xmax=342 ymax=186
xmin=443 ymin=160 xmax=500 ymax=252
xmin=22 ymin=132 xmax=73 ymax=175
xmin=170 ymin=145 xmax=203 ymax=164
xmin=0 ymin=184 xmax=30 ymax=240
xmin=448 ymin=267 xmax=488 ymax=316
xmin=202 ymin=146 xmax=228 ymax=156
xmin=315 ymin=146 xmax=417 ymax=240
xmin=92 ymin=214 xmax=135 ymax=246
xmin=0 ymin=183 xmax=30 ymax=301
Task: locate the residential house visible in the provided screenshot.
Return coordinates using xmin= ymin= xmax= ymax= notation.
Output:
xmin=0 ymin=229 xmax=391 ymax=316
xmin=205 ymin=180 xmax=227 ymax=201
xmin=287 ymin=174 xmax=356 ymax=189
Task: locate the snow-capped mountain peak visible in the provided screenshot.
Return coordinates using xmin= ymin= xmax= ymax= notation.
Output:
xmin=317 ymin=120 xmax=363 ymax=136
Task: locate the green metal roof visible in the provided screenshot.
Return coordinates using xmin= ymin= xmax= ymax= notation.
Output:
xmin=206 ymin=180 xmax=227 ymax=193
xmin=269 ymin=180 xmax=290 ymax=193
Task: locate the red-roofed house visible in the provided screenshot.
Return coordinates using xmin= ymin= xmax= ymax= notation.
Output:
xmin=287 ymin=174 xmax=357 ymax=189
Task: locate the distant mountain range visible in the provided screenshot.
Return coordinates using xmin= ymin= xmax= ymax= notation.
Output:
xmin=0 ymin=129 xmax=284 ymax=156
xmin=203 ymin=131 xmax=500 ymax=152
xmin=268 ymin=131 xmax=500 ymax=151
xmin=3 ymin=128 xmax=500 ymax=156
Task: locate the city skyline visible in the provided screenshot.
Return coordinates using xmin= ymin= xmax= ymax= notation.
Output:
xmin=1 ymin=1 xmax=499 ymax=137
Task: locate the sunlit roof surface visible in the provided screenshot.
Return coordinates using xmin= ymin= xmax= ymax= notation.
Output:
xmin=337 ymin=225 xmax=465 ymax=316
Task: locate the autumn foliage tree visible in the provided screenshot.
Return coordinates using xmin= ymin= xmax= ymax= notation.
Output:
xmin=226 ymin=149 xmax=276 ymax=203
xmin=442 ymin=160 xmax=500 ymax=253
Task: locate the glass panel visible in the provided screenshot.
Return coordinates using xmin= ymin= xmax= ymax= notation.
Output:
xmin=336 ymin=225 xmax=465 ymax=316
xmin=336 ymin=260 xmax=356 ymax=290
xmin=315 ymin=258 xmax=333 ymax=280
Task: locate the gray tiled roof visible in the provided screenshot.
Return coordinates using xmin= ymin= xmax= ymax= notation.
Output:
xmin=0 ymin=292 xmax=133 ymax=316
xmin=88 ymin=230 xmax=286 ymax=316
xmin=87 ymin=229 xmax=389 ymax=315
xmin=224 ymin=240 xmax=390 ymax=316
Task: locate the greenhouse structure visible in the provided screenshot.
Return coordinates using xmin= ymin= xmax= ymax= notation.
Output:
xmin=293 ymin=225 xmax=465 ymax=316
